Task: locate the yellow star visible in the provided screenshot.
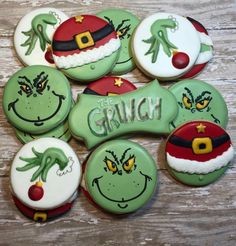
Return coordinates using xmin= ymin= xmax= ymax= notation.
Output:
xmin=196 ymin=123 xmax=206 ymax=133
xmin=114 ymin=78 xmax=123 ymax=87
xmin=75 ymin=15 xmax=84 ymax=23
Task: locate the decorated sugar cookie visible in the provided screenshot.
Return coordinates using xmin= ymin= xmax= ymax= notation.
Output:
xmin=180 ymin=17 xmax=213 ymax=79
xmin=83 ymin=76 xmax=136 ymax=95
xmin=132 ymin=13 xmax=201 ymax=80
xmin=97 ymin=8 xmax=140 ymax=75
xmin=10 ymin=138 xmax=81 ymax=211
xmin=14 ymin=8 xmax=68 ymax=66
xmin=84 ymin=140 xmax=157 ymax=214
xmin=165 ymin=121 xmax=234 ymax=186
xmin=52 ymin=15 xmax=121 ymax=82
xmin=169 ymin=79 xmax=228 ymax=129
xmin=15 ymin=119 xmax=71 ymax=143
xmin=3 ymin=65 xmax=72 ymax=134
xmin=69 ymin=79 xmax=178 ymax=149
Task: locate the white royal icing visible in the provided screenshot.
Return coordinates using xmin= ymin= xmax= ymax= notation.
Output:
xmin=10 ymin=138 xmax=81 ymax=210
xmin=132 ymin=13 xmax=201 ymax=80
xmin=167 ymin=145 xmax=234 ymax=174
xmin=195 ymin=50 xmax=213 ymax=64
xmin=14 ymin=8 xmax=69 ymax=67
xmin=53 ymin=37 xmax=121 ymax=69
xmin=199 ymin=32 xmax=213 ymax=46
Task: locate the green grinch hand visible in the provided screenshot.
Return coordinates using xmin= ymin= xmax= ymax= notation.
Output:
xmin=143 ymin=18 xmax=178 ymax=63
xmin=21 ymin=13 xmax=57 ymax=55
xmin=16 ymin=147 xmax=69 ymax=182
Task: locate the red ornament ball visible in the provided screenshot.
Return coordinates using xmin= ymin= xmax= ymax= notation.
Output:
xmin=28 ymin=181 xmax=44 ymax=201
xmin=172 ymin=52 xmax=190 ymax=69
xmin=44 ymin=47 xmax=54 ymax=64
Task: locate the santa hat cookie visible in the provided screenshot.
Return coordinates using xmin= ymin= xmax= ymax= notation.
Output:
xmin=83 ymin=76 xmax=136 ymax=96
xmin=52 ymin=15 xmax=121 ymax=82
xmin=165 ymin=121 xmax=234 ymax=186
xmin=10 ymin=138 xmax=81 ymax=221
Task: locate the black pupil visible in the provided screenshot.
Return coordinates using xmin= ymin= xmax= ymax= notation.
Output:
xmin=199 ymin=143 xmax=206 ymax=149
xmin=187 ymin=98 xmax=191 ymax=104
xmin=82 ymin=36 xmax=88 ymax=43
xmin=200 ymin=101 xmax=204 ymax=105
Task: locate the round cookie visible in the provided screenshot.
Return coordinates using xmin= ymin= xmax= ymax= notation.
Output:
xmin=14 ymin=8 xmax=69 ymax=66
xmin=52 ymin=15 xmax=121 ymax=82
xmin=10 ymin=138 xmax=81 ymax=210
xmin=15 ymin=119 xmax=71 ymax=144
xmin=169 ymin=79 xmax=228 ymax=129
xmin=165 ymin=121 xmax=234 ymax=186
xmin=12 ymin=191 xmax=77 ymax=222
xmin=132 ymin=13 xmax=201 ymax=80
xmin=83 ymin=76 xmax=136 ymax=95
xmin=180 ymin=17 xmax=213 ymax=79
xmin=97 ymin=8 xmax=140 ymax=75
xmin=84 ymin=140 xmax=157 ymax=214
xmin=3 ymin=65 xmax=72 ymax=134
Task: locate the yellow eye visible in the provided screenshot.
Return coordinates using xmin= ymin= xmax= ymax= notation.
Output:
xmin=123 ymin=156 xmax=135 ymax=172
xmin=105 ymin=159 xmax=117 ymax=173
xmin=37 ymin=80 xmax=47 ymax=92
xmin=20 ymin=84 xmax=32 ymax=94
xmin=196 ymin=99 xmax=210 ymax=110
xmin=182 ymin=95 xmax=192 ymax=109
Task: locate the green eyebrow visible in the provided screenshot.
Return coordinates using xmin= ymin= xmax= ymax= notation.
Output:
xmin=195 ymin=91 xmax=212 ymax=102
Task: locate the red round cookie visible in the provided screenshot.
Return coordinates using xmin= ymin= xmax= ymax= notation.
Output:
xmin=180 ymin=17 xmax=213 ymax=79
xmin=83 ymin=76 xmax=137 ymax=95
xmin=12 ymin=195 xmax=75 ymax=222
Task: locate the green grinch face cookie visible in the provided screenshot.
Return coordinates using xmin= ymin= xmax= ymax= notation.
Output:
xmin=52 ymin=15 xmax=121 ymax=82
xmin=3 ymin=65 xmax=72 ymax=134
xmin=97 ymin=8 xmax=140 ymax=75
xmin=84 ymin=140 xmax=157 ymax=214
xmin=169 ymin=79 xmax=228 ymax=129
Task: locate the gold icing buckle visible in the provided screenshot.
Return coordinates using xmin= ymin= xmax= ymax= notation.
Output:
xmin=75 ymin=31 xmax=94 ymax=49
xmin=192 ymin=137 xmax=213 ymax=155
xmin=33 ymin=212 xmax=47 ymax=222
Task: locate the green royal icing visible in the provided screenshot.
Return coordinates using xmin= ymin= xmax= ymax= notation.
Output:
xmin=97 ymin=8 xmax=140 ymax=75
xmin=169 ymin=79 xmax=228 ymax=130
xmin=3 ymin=65 xmax=72 ymax=134
xmin=143 ymin=18 xmax=178 ymax=63
xmin=21 ymin=13 xmax=57 ymax=55
xmin=85 ymin=140 xmax=157 ymax=214
xmin=69 ymin=80 xmax=178 ymax=149
xmin=16 ymin=147 xmax=69 ymax=182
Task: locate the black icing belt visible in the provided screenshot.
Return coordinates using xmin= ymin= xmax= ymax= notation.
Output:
xmin=168 ymin=134 xmax=230 ymax=149
xmin=52 ymin=24 xmax=114 ymax=51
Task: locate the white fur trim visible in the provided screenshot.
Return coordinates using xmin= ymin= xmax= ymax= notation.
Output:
xmin=195 ymin=50 xmax=213 ymax=64
xmin=53 ymin=38 xmax=120 ymax=69
xmin=167 ymin=145 xmax=234 ymax=174
xmin=199 ymin=32 xmax=213 ymax=46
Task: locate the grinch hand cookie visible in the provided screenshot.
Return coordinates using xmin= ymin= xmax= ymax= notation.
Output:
xmin=165 ymin=121 xmax=234 ymax=186
xmin=132 ymin=13 xmax=201 ymax=80
xmin=83 ymin=140 xmax=157 ymax=214
xmin=83 ymin=76 xmax=136 ymax=95
xmin=69 ymin=79 xmax=178 ymax=149
xmin=3 ymin=65 xmax=72 ymax=134
xmin=14 ymin=8 xmax=68 ymax=66
xmin=97 ymin=8 xmax=140 ymax=75
xmin=10 ymin=138 xmax=81 ymax=221
xmin=169 ymin=79 xmax=228 ymax=129
xmin=52 ymin=15 xmax=121 ymax=82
